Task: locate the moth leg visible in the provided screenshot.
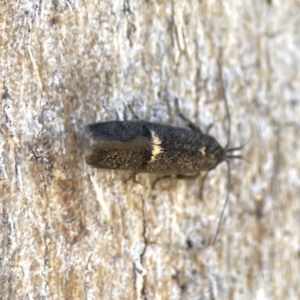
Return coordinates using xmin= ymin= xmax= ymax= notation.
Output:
xmin=152 ymin=175 xmax=172 ymax=188
xmin=152 ymin=172 xmax=200 ymax=189
xmin=174 ymin=98 xmax=203 ymax=133
xmin=206 ymin=123 xmax=214 ymax=134
xmin=174 ymin=173 xmax=200 ymax=180
xmin=124 ymin=172 xmax=139 ymax=184
xmin=127 ymin=104 xmax=141 ymax=121
xmin=198 ymin=171 xmax=209 ymax=201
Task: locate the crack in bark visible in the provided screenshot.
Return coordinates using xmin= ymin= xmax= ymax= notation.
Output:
xmin=140 ymin=197 xmax=147 ymax=299
xmin=133 ymin=197 xmax=148 ymax=300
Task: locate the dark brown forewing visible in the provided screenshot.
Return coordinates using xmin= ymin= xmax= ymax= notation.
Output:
xmin=85 ymin=136 xmax=152 ymax=170
xmin=89 ymin=136 xmax=151 ymax=150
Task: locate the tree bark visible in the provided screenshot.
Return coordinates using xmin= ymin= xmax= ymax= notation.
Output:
xmin=1 ymin=0 xmax=300 ymax=299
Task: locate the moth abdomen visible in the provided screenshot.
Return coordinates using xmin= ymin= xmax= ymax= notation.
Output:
xmin=85 ymin=121 xmax=227 ymax=174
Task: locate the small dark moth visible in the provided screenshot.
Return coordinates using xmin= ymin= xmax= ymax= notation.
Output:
xmin=86 ymin=73 xmax=243 ymax=244
xmin=86 ymin=120 xmax=228 ymax=173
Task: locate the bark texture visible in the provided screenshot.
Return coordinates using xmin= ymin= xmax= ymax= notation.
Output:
xmin=1 ymin=0 xmax=300 ymax=299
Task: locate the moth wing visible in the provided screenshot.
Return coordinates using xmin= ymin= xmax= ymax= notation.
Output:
xmin=85 ymin=136 xmax=152 ymax=170
xmin=86 ymin=121 xmax=151 ymax=143
xmin=89 ymin=136 xmax=151 ymax=150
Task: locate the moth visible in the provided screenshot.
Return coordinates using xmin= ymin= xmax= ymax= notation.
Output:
xmin=86 ymin=70 xmax=243 ymax=244
xmin=86 ymin=98 xmax=242 ymax=177
xmin=86 ymin=100 xmax=243 ymax=244
xmin=86 ymin=120 xmax=229 ymax=173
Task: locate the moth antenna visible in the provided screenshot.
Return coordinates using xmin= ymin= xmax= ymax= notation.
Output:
xmin=211 ymin=60 xmax=236 ymax=245
xmin=212 ymin=160 xmax=231 ymax=245
xmin=211 ymin=61 xmax=231 ymax=245
xmin=218 ymin=60 xmax=231 ymax=150
xmin=227 ymin=155 xmax=244 ymax=160
xmin=226 ymin=146 xmax=244 ymax=152
xmin=226 ymin=140 xmax=249 ymax=152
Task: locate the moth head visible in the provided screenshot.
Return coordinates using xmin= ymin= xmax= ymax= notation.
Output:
xmin=206 ymin=140 xmax=227 ymax=162
xmin=199 ymin=135 xmax=244 ymax=171
xmin=199 ymin=136 xmax=227 ymax=170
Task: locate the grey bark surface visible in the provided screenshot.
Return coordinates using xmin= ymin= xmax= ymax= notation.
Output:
xmin=1 ymin=0 xmax=300 ymax=299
